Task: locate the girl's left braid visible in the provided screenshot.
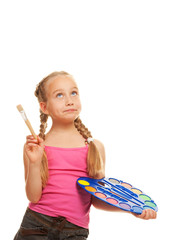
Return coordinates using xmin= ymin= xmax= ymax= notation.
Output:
xmin=74 ymin=117 xmax=92 ymax=140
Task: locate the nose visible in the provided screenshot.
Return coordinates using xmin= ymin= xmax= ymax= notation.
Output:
xmin=65 ymin=94 xmax=74 ymax=106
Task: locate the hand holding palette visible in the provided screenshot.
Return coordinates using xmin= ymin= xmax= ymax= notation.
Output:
xmin=77 ymin=177 xmax=158 ymax=214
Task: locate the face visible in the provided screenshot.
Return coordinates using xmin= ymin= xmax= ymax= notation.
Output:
xmin=40 ymin=75 xmax=82 ymax=123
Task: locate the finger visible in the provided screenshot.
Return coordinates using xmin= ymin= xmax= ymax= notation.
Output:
xmin=26 ymin=139 xmax=39 ymax=145
xmin=141 ymin=210 xmax=151 ymax=220
xmin=152 ymin=210 xmax=157 ymax=219
xmin=139 ymin=210 xmax=146 ymax=219
xmin=144 ymin=210 xmax=150 ymax=220
xmin=145 ymin=209 xmax=156 ymax=220
xmin=37 ymin=136 xmax=44 ymax=147
xmin=26 ymin=143 xmax=39 ymax=148
xmin=26 ymin=135 xmax=36 ymax=140
xmin=27 ymin=138 xmax=38 ymax=142
xmin=26 ymin=137 xmax=44 ymax=148
xmin=147 ymin=209 xmax=156 ymax=219
xmin=37 ymin=135 xmax=44 ymax=142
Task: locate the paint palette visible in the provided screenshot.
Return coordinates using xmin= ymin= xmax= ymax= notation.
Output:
xmin=77 ymin=177 xmax=158 ymax=214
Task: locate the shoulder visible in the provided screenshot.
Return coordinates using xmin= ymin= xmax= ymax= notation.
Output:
xmin=93 ymin=139 xmax=106 ymax=163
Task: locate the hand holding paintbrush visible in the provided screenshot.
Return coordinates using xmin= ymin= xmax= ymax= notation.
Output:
xmin=16 ymin=104 xmax=46 ymax=165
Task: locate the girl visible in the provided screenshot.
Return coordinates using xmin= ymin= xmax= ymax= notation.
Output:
xmin=14 ymin=71 xmax=157 ymax=240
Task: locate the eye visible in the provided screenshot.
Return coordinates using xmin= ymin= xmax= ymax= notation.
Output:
xmin=56 ymin=93 xmax=63 ymax=98
xmin=72 ymin=91 xmax=78 ymax=96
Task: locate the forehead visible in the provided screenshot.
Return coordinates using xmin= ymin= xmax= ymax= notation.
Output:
xmin=46 ymin=75 xmax=78 ymax=94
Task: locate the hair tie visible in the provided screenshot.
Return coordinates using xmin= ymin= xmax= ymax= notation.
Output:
xmin=87 ymin=137 xmax=94 ymax=144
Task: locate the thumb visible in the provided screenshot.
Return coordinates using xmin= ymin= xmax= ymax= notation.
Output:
xmin=37 ymin=135 xmax=44 ymax=145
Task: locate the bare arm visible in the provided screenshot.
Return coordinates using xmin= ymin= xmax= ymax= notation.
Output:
xmin=23 ymin=135 xmax=44 ymax=203
xmin=92 ymin=195 xmax=125 ymax=212
xmin=91 ymin=139 xmax=157 ymax=219
xmin=91 ymin=139 xmax=114 ymax=210
xmin=91 ymin=140 xmax=124 ymax=211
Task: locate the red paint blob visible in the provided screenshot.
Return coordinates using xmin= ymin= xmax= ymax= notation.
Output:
xmin=106 ymin=198 xmax=118 ymax=205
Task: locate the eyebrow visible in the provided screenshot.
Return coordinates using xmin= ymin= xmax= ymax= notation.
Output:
xmin=53 ymin=87 xmax=78 ymax=94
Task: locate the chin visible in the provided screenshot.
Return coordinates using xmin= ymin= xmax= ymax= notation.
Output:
xmin=61 ymin=117 xmax=77 ymax=123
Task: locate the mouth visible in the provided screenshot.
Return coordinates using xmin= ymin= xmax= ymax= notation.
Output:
xmin=64 ymin=109 xmax=77 ymax=112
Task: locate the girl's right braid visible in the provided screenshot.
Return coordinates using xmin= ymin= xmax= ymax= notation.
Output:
xmin=39 ymin=110 xmax=48 ymax=140
xmin=35 ymin=79 xmax=49 ymax=140
xmin=34 ymin=81 xmax=49 ymax=187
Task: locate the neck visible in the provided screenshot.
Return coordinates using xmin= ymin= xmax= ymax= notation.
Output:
xmin=48 ymin=119 xmax=78 ymax=136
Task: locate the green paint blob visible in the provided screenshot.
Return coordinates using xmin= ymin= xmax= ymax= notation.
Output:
xmin=145 ymin=201 xmax=156 ymax=209
xmin=143 ymin=206 xmax=154 ymax=210
xmin=139 ymin=194 xmax=151 ymax=201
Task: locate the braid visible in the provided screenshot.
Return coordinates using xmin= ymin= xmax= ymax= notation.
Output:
xmin=34 ymin=76 xmax=50 ymax=188
xmin=39 ymin=110 xmax=48 ymax=140
xmin=74 ymin=116 xmax=92 ymax=139
xmin=74 ymin=117 xmax=104 ymax=178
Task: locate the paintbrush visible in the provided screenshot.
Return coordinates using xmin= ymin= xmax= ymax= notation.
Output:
xmin=16 ymin=104 xmax=47 ymax=158
xmin=16 ymin=104 xmax=37 ymax=139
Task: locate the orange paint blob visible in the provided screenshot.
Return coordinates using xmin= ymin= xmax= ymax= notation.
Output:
xmin=95 ymin=192 xmax=107 ymax=198
xmin=121 ymin=182 xmax=132 ymax=188
xmin=85 ymin=187 xmax=96 ymax=192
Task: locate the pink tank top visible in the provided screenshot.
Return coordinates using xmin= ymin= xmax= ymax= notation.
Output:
xmin=29 ymin=144 xmax=91 ymax=229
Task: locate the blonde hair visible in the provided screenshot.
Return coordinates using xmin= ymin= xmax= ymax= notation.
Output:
xmin=35 ymin=71 xmax=104 ymax=188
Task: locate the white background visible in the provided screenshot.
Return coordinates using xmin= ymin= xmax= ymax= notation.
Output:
xmin=0 ymin=1 xmax=181 ymax=239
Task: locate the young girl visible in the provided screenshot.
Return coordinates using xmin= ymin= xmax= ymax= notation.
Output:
xmin=14 ymin=71 xmax=157 ymax=240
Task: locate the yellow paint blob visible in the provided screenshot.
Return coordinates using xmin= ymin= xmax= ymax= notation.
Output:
xmin=78 ymin=180 xmax=90 ymax=186
xmin=131 ymin=188 xmax=142 ymax=194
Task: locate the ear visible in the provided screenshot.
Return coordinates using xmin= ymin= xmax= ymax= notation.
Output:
xmin=39 ymin=102 xmax=49 ymax=115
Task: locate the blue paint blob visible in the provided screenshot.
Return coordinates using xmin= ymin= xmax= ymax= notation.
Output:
xmin=132 ymin=206 xmax=143 ymax=214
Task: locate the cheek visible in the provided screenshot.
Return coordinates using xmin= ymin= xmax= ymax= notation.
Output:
xmin=76 ymin=100 xmax=82 ymax=111
xmin=47 ymin=101 xmax=63 ymax=114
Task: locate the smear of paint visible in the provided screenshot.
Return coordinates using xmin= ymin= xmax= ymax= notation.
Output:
xmin=132 ymin=206 xmax=143 ymax=214
xmin=78 ymin=180 xmax=90 ymax=186
xmin=119 ymin=203 xmax=131 ymax=210
xmin=121 ymin=182 xmax=132 ymax=188
xmin=95 ymin=192 xmax=107 ymax=198
xmin=131 ymin=188 xmax=142 ymax=194
xmin=109 ymin=178 xmax=120 ymax=184
xmin=144 ymin=201 xmax=156 ymax=209
xmin=85 ymin=186 xmax=96 ymax=192
xmin=139 ymin=194 xmax=151 ymax=201
xmin=106 ymin=198 xmax=118 ymax=205
xmin=143 ymin=206 xmax=154 ymax=210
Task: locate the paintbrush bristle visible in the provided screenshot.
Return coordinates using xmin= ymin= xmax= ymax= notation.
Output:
xmin=16 ymin=104 xmax=24 ymax=112
xmin=17 ymin=104 xmax=28 ymax=121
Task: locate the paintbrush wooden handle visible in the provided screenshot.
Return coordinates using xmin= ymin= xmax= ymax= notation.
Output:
xmin=24 ymin=119 xmax=37 ymax=140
